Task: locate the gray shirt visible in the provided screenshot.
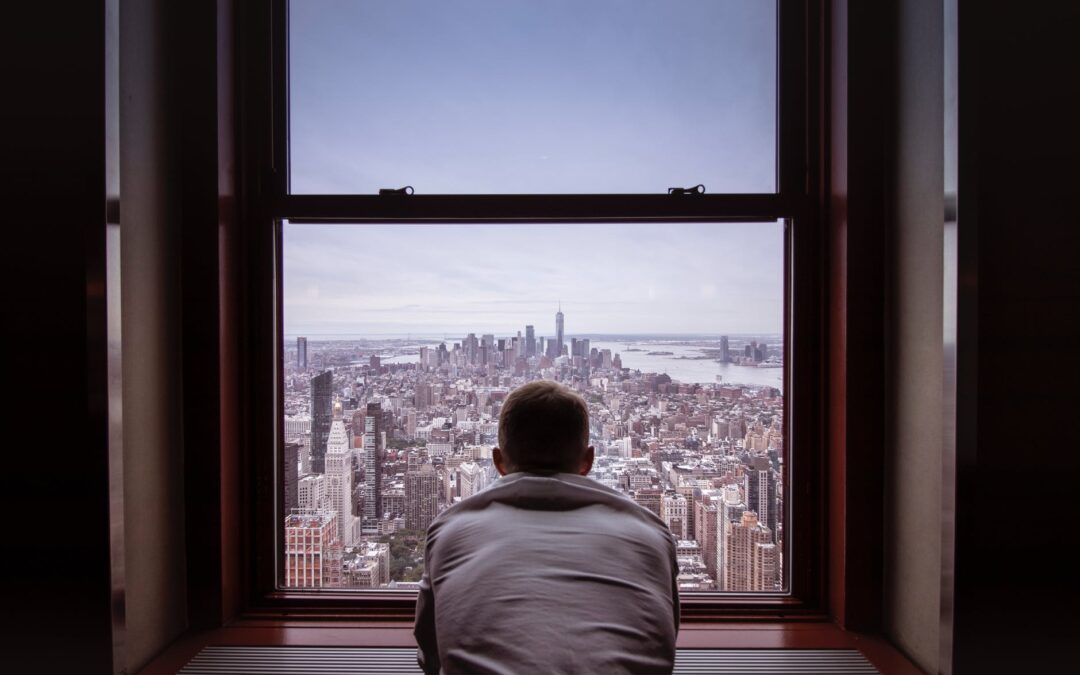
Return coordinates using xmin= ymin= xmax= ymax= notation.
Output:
xmin=414 ymin=472 xmax=679 ymax=674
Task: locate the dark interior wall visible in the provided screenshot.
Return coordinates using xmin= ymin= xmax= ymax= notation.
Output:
xmin=883 ymin=1 xmax=944 ymax=672
xmin=951 ymin=0 xmax=1080 ymax=672
xmin=120 ymin=0 xmax=188 ymax=669
xmin=5 ymin=2 xmax=202 ymax=670
xmin=3 ymin=3 xmax=116 ymax=673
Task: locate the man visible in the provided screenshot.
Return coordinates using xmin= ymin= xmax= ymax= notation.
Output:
xmin=414 ymin=380 xmax=679 ymax=674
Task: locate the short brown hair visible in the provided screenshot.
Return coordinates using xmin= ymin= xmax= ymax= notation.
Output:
xmin=498 ymin=380 xmax=589 ymax=472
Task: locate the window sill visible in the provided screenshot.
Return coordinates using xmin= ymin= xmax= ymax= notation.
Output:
xmin=136 ymin=619 xmax=924 ymax=675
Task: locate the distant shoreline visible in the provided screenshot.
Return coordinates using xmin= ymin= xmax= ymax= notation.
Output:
xmin=284 ymin=333 xmax=783 ymax=344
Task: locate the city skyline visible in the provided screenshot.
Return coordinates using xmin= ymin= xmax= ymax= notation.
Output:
xmin=281 ymin=335 xmax=786 ymax=592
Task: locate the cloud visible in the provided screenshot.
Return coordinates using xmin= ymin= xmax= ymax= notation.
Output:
xmin=283 ymin=222 xmax=784 ymax=335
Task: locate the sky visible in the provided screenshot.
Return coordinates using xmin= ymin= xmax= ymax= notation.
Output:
xmin=284 ymin=1 xmax=780 ymax=337
xmin=290 ymin=0 xmax=776 ymax=194
xmin=284 ymin=222 xmax=784 ymax=336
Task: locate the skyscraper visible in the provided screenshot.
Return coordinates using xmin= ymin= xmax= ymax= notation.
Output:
xmin=310 ymin=370 xmax=333 ymax=473
xmin=751 ymin=541 xmax=778 ymax=591
xmin=715 ymin=485 xmax=747 ymax=589
xmin=722 ymin=511 xmax=774 ymax=591
xmin=362 ymin=401 xmax=384 ymax=524
xmin=555 ymin=303 xmax=565 ymax=357
xmin=283 ymin=441 xmax=300 ymax=515
xmin=405 ymin=463 xmax=440 ymax=531
xmin=525 ymin=324 xmax=535 ymax=356
xmin=719 ymin=335 xmax=730 ymax=363
xmin=695 ymin=497 xmax=721 ymax=579
xmin=464 ymin=333 xmax=479 ymax=364
xmin=325 ymin=400 xmax=355 ymax=545
xmin=297 ymin=336 xmax=308 ymax=368
xmin=747 ymin=456 xmax=778 ymax=541
xmin=415 ymin=383 xmax=433 ymax=410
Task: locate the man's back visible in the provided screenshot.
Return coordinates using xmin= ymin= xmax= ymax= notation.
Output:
xmin=415 ymin=472 xmax=679 ymax=675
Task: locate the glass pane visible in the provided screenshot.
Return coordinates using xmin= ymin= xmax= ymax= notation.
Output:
xmin=289 ymin=1 xmax=777 ymax=194
xmin=280 ymin=221 xmax=787 ymax=593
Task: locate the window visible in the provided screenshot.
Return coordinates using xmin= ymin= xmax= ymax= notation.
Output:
xmin=245 ymin=0 xmax=823 ymax=618
xmin=282 ymin=221 xmax=786 ymax=593
xmin=289 ymin=0 xmax=776 ymax=195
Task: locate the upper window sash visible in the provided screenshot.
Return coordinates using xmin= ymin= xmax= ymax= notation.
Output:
xmin=269 ymin=0 xmax=808 ymax=210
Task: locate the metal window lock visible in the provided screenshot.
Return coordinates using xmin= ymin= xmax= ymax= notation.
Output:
xmin=667 ymin=184 xmax=706 ymax=195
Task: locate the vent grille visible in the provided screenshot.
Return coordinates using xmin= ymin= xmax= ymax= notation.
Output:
xmin=179 ymin=646 xmax=879 ymax=674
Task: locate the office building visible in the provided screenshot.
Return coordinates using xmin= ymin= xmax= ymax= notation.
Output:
xmin=284 ymin=510 xmax=341 ymax=588
xmin=325 ymin=400 xmax=356 ymax=546
xmin=283 ymin=441 xmax=299 ymax=515
xmin=297 ymin=474 xmax=326 ymax=511
xmin=661 ymin=492 xmax=689 ymax=539
xmin=747 ymin=456 xmax=778 ymax=542
xmin=405 ymin=463 xmax=440 ymax=531
xmin=309 ymin=370 xmax=333 ymax=473
xmin=722 ymin=511 xmax=773 ymax=592
xmin=362 ymin=401 xmax=384 ymax=524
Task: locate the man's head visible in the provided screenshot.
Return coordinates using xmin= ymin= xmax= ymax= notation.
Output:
xmin=493 ymin=380 xmax=594 ymax=476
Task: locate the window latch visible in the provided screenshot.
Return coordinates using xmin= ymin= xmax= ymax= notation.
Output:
xmin=667 ymin=184 xmax=706 ymax=195
xmin=378 ymin=185 xmax=414 ymax=196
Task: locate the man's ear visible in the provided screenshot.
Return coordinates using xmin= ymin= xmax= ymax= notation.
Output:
xmin=579 ymin=445 xmax=595 ymax=476
xmin=492 ymin=446 xmax=510 ymax=476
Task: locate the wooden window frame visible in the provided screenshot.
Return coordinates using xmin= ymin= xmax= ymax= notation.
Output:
xmin=222 ymin=0 xmax=835 ymax=623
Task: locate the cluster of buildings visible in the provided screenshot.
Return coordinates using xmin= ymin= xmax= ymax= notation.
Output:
xmin=282 ymin=311 xmax=784 ymax=592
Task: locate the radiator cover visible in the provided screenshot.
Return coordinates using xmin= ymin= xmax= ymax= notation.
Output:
xmin=179 ymin=645 xmax=879 ymax=674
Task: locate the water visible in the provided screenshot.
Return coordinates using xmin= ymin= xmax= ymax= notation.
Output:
xmin=377 ymin=339 xmax=782 ymax=388
xmin=589 ymin=341 xmax=782 ymax=388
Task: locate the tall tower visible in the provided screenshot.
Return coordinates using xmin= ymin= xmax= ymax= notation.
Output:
xmin=297 ymin=336 xmax=308 ymax=369
xmin=325 ymin=400 xmax=355 ymax=545
xmin=405 ymin=463 xmax=440 ymax=531
xmin=555 ymin=303 xmax=565 ymax=357
xmin=746 ymin=456 xmax=778 ymax=541
xmin=283 ymin=441 xmax=300 ymax=515
xmin=464 ymin=333 xmax=479 ymax=365
xmin=715 ymin=485 xmax=746 ymax=590
xmin=310 ymin=370 xmax=333 ymax=473
xmin=695 ymin=497 xmax=720 ymax=579
xmin=525 ymin=324 xmax=535 ymax=356
xmin=719 ymin=335 xmax=730 ymax=363
xmin=362 ymin=401 xmax=384 ymax=524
